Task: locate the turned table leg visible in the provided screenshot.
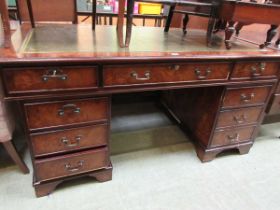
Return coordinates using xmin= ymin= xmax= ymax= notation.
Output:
xmin=225 ymin=21 xmax=235 ymax=49
xmin=260 ymin=25 xmax=278 ymax=49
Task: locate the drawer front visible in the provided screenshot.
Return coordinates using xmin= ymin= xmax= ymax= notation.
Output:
xmin=222 ymin=86 xmax=272 ymax=108
xmin=267 ymin=94 xmax=280 ymax=115
xmin=216 ymin=107 xmax=263 ymax=128
xmin=103 ymin=63 xmax=230 ymax=87
xmin=211 ymin=127 xmax=255 ymax=147
xmin=31 ymin=124 xmax=109 ymax=157
xmin=231 ymin=62 xmax=278 ymax=80
xmin=25 ymin=97 xmax=109 ymax=131
xmin=3 ymin=66 xmax=98 ymax=94
xmin=35 ymin=147 xmax=109 ymax=181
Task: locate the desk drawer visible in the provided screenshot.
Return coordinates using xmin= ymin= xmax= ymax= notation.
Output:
xmin=35 ymin=147 xmax=109 ymax=181
xmin=25 ymin=97 xmax=109 ymax=131
xmin=216 ymin=107 xmax=263 ymax=128
xmin=103 ymin=63 xmax=230 ymax=87
xmin=31 ymin=124 xmax=109 ymax=157
xmin=211 ymin=126 xmax=255 ymax=147
xmin=222 ymin=86 xmax=272 ymax=108
xmin=231 ymin=62 xmax=278 ymax=80
xmin=3 ymin=66 xmax=98 ymax=94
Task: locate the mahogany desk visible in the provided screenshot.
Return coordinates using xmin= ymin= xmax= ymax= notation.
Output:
xmin=0 ymin=25 xmax=279 ymax=197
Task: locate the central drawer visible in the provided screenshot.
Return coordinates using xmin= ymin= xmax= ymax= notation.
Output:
xmin=103 ymin=63 xmax=230 ymax=87
xmin=31 ymin=124 xmax=109 ymax=157
xmin=34 ymin=147 xmax=109 ymax=181
xmin=25 ymin=97 xmax=109 ymax=131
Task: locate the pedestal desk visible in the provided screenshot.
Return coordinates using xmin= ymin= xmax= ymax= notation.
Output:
xmin=0 ymin=25 xmax=279 ymax=197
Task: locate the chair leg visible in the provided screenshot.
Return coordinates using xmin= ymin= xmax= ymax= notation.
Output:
xmin=2 ymin=140 xmax=29 ymax=174
xmin=26 ymin=0 xmax=35 ymax=28
xmin=92 ymin=0 xmax=96 ymax=30
xmin=235 ymin=22 xmax=245 ymax=36
xmin=125 ymin=0 xmax=135 ymax=47
xmin=206 ymin=17 xmax=216 ymax=46
xmin=225 ymin=21 xmax=235 ymax=49
xmin=260 ymin=25 xmax=278 ymax=49
xmin=164 ymin=5 xmax=176 ymax=32
xmin=182 ymin=14 xmax=189 ymax=35
xmin=117 ymin=0 xmax=125 ymax=47
xmin=276 ymin=38 xmax=280 ymax=48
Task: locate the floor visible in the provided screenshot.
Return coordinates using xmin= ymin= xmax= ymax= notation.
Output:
xmin=1 ymin=102 xmax=280 ymax=210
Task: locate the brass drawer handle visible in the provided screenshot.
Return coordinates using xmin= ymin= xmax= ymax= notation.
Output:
xmin=233 ymin=114 xmax=247 ymax=124
xmin=42 ymin=68 xmax=68 ymax=82
xmin=240 ymin=93 xmax=255 ymax=103
xmin=194 ymin=68 xmax=211 ymax=80
xmin=131 ymin=71 xmax=150 ymax=81
xmin=58 ymin=104 xmax=81 ymax=116
xmin=251 ymin=62 xmax=266 ymax=77
xmin=227 ymin=133 xmax=239 ymax=143
xmin=61 ymin=135 xmax=82 ymax=147
xmin=65 ymin=160 xmax=84 ymax=172
xmin=169 ymin=65 xmax=180 ymax=71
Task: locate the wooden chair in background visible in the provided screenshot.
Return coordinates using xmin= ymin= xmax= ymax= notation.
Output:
xmin=119 ymin=0 xmax=220 ymax=47
xmin=17 ymin=0 xmax=77 ymax=26
xmin=220 ymin=0 xmax=280 ymax=49
xmin=164 ymin=0 xmax=220 ymax=45
xmin=18 ymin=0 xmax=96 ymax=29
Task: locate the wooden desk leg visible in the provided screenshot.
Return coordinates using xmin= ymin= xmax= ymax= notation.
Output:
xmin=260 ymin=25 xmax=278 ymax=49
xmin=125 ymin=0 xmax=135 ymax=47
xmin=117 ymin=0 xmax=125 ymax=48
xmin=225 ymin=21 xmax=235 ymax=49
